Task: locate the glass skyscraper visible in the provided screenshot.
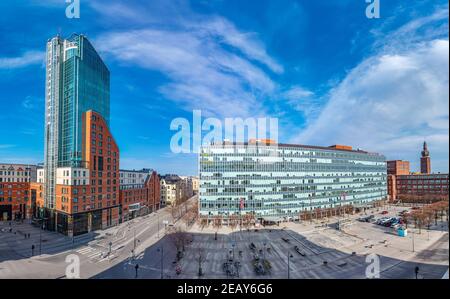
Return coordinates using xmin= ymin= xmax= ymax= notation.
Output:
xmin=44 ymin=34 xmax=110 ymax=209
xmin=199 ymin=142 xmax=387 ymax=221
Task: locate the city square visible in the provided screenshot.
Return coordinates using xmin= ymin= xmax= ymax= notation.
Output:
xmin=1 ymin=200 xmax=447 ymax=279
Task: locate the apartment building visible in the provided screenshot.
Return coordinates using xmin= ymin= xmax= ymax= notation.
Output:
xmin=160 ymin=175 xmax=182 ymax=206
xmin=119 ymin=169 xmax=160 ymax=221
xmin=0 ymin=164 xmax=38 ymax=220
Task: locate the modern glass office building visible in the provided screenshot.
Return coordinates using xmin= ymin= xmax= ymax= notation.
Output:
xmin=44 ymin=34 xmax=110 ymax=209
xmin=199 ymin=142 xmax=387 ymax=221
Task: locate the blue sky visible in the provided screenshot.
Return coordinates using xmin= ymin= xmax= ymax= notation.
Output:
xmin=0 ymin=0 xmax=448 ymax=175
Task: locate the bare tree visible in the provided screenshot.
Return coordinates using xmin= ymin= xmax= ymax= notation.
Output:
xmin=213 ymin=215 xmax=222 ymax=228
xmin=229 ymin=214 xmax=238 ymax=230
xmin=168 ymin=227 xmax=189 ymax=261
xmin=242 ymin=213 xmax=255 ymax=228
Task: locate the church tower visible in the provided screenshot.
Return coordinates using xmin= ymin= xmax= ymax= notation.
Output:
xmin=420 ymin=141 xmax=431 ymax=174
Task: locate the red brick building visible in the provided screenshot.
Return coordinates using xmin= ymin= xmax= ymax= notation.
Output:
xmin=387 ymin=160 xmax=410 ymax=176
xmin=37 ymin=110 xmax=121 ymax=236
xmin=0 ymin=164 xmax=37 ymax=221
xmin=387 ymin=142 xmax=449 ymax=202
xmin=396 ymin=174 xmax=448 ymax=199
xmin=119 ymin=170 xmax=160 ymax=222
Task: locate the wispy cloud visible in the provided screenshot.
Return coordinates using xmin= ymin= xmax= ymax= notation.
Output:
xmin=371 ymin=6 xmax=449 ymax=53
xmin=92 ymin=1 xmax=283 ymax=119
xmin=0 ymin=51 xmax=44 ymax=69
xmin=293 ymin=39 xmax=449 ymax=171
xmin=21 ymin=95 xmax=44 ymax=110
xmin=189 ymin=17 xmax=284 ymax=74
xmin=280 ymin=86 xmax=322 ymax=121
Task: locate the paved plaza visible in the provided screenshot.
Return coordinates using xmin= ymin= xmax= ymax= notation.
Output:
xmin=98 ymin=204 xmax=449 ymax=279
xmin=1 ymin=202 xmax=448 ymax=279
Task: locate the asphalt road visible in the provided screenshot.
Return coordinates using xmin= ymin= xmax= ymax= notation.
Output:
xmin=0 ymin=196 xmax=197 ymax=279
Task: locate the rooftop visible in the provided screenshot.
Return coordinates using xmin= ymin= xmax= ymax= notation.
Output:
xmin=119 ymin=168 xmax=154 ymax=173
xmin=206 ymin=141 xmax=383 ymax=155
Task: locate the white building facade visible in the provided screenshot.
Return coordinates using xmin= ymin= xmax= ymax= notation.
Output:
xmin=199 ymin=143 xmax=387 ymax=221
xmin=0 ymin=164 xmax=37 ymax=183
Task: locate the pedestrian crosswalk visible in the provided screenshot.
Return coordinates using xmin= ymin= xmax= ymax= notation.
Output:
xmin=74 ymin=245 xmax=117 ymax=263
xmin=75 ymin=246 xmax=103 ymax=259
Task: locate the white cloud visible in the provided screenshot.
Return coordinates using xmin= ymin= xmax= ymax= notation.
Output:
xmin=191 ymin=17 xmax=284 ymax=74
xmin=0 ymin=51 xmax=44 ymax=69
xmin=373 ymin=6 xmax=449 ymax=53
xmin=292 ymin=39 xmax=449 ymax=172
xmin=280 ymin=86 xmax=322 ymax=120
xmin=283 ymin=86 xmax=314 ymax=100
xmin=96 ymin=23 xmax=278 ymax=118
xmin=89 ymin=0 xmax=283 ymax=119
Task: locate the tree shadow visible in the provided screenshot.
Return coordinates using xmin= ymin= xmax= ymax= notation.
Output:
xmin=93 ymin=228 xmax=448 ymax=279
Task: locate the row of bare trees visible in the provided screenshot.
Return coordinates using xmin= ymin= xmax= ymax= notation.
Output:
xmin=404 ymin=201 xmax=449 ymax=232
xmin=197 ymin=214 xmax=256 ymax=229
xmin=298 ymin=205 xmax=355 ymax=221
xmin=168 ymin=196 xmax=192 ymax=221
xmin=181 ymin=200 xmax=199 ymax=227
xmin=167 ymin=225 xmax=206 ymax=276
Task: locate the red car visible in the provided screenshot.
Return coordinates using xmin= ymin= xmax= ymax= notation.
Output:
xmin=380 ymin=211 xmax=388 ymax=215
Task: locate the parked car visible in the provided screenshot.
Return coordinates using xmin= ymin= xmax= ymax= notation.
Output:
xmin=378 ymin=218 xmax=391 ymax=226
xmin=376 ymin=217 xmax=389 ymax=225
xmin=380 ymin=211 xmax=389 ymax=215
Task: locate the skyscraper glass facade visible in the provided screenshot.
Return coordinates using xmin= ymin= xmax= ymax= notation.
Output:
xmin=199 ymin=143 xmax=387 ymax=220
xmin=44 ymin=34 xmax=110 ymax=208
xmin=59 ymin=34 xmax=110 ymax=167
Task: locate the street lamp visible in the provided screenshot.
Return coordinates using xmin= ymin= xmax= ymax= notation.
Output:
xmin=39 ymin=220 xmax=46 ymax=255
xmin=232 ymin=243 xmax=235 ymax=261
xmin=135 ymin=263 xmax=139 ymax=279
xmin=157 ymin=246 xmax=164 ymax=279
xmin=133 ymin=227 xmax=137 ymax=251
xmin=157 ymin=212 xmax=160 ymax=238
xmin=263 ymin=242 xmax=266 ymax=261
xmin=287 ymin=251 xmax=293 ymax=279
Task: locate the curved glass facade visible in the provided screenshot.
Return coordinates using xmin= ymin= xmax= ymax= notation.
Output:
xmin=199 ymin=143 xmax=387 ymax=219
